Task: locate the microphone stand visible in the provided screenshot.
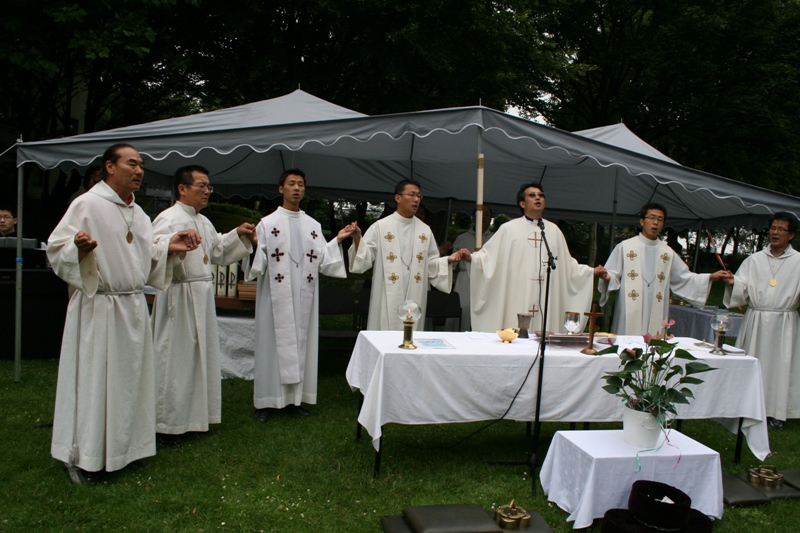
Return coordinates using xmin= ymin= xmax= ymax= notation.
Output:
xmin=528 ymin=218 xmax=556 ymax=495
xmin=489 ymin=219 xmax=556 ymax=497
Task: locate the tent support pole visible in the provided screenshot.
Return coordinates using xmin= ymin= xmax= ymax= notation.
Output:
xmin=475 ymin=130 xmax=484 ymax=249
xmin=692 ymin=227 xmax=702 ymax=272
xmin=443 ymin=199 xmax=452 ymax=246
xmin=15 ymin=161 xmax=23 ymax=382
xmin=608 ymin=169 xmax=619 ymax=254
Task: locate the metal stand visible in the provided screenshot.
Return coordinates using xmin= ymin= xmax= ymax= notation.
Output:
xmin=490 ymin=220 xmax=556 ymax=497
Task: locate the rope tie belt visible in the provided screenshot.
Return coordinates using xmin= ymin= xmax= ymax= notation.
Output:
xmin=96 ymin=289 xmax=144 ymax=295
xmin=174 ymin=275 xmax=214 ymax=283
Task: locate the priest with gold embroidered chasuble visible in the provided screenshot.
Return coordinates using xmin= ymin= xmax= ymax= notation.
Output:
xmin=598 ymin=203 xmax=731 ymax=336
xmin=349 ymin=180 xmax=465 ymax=331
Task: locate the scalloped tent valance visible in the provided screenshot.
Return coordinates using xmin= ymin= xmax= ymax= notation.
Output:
xmin=17 ymin=89 xmax=800 ymax=231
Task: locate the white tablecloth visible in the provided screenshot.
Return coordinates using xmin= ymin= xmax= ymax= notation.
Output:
xmin=540 ymin=430 xmax=723 ymax=529
xmin=217 ymin=315 xmax=256 ymax=379
xmin=668 ymin=305 xmax=744 ymax=341
xmin=345 ymin=331 xmax=770 ymax=460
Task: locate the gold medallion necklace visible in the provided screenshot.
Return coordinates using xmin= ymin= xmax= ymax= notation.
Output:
xmin=116 ymin=204 xmax=134 ymax=243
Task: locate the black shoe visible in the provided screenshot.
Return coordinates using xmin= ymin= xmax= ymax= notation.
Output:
xmin=768 ymin=417 xmax=785 ymax=429
xmin=254 ymin=408 xmax=270 ymax=423
xmin=290 ymin=405 xmax=310 ymax=416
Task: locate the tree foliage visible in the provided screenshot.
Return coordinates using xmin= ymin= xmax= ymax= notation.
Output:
xmin=515 ymin=0 xmax=800 ymax=195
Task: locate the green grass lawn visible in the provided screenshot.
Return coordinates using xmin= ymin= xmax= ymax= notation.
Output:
xmin=2 ymin=335 xmax=798 ymax=532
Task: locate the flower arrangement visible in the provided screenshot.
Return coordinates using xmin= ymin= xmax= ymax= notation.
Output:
xmin=600 ymin=319 xmax=716 ymax=425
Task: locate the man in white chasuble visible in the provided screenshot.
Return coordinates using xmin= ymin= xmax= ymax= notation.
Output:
xmin=598 ymin=202 xmax=731 ymax=336
xmin=248 ymin=169 xmax=358 ymax=422
xmin=462 ymin=183 xmax=606 ymax=333
xmin=348 ymin=179 xmax=465 ymax=330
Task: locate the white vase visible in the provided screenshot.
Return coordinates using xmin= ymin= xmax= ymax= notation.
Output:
xmin=623 ymin=406 xmax=662 ymax=448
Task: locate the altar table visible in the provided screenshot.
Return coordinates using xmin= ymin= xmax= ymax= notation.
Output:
xmin=345 ymin=331 xmax=770 ymax=462
xmin=540 ymin=430 xmax=723 ymax=529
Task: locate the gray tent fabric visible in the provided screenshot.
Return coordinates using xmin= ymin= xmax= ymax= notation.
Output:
xmin=17 ymin=90 xmax=800 ymax=230
xmin=574 ymin=123 xmax=679 ymax=165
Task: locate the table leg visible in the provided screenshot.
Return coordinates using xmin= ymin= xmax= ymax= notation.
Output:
xmin=374 ymin=436 xmax=382 ymax=478
xmin=356 ymin=394 xmax=363 ymax=440
xmin=734 ymin=417 xmax=744 ymax=463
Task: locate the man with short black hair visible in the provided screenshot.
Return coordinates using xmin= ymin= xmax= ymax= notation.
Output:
xmin=47 ymin=143 xmax=200 ymax=483
xmin=0 ymin=205 xmax=17 ymax=237
xmin=598 ymin=202 xmax=731 ymax=335
xmin=724 ymin=212 xmax=800 ymax=428
xmin=151 ymin=165 xmax=256 ymax=435
xmin=248 ymin=169 xmax=358 ymax=422
xmin=349 ymin=179 xmax=464 ymax=330
xmin=462 ymin=183 xmax=605 ymax=333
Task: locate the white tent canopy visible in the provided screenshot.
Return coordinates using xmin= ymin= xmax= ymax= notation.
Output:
xmin=17 ymin=89 xmax=800 ymax=231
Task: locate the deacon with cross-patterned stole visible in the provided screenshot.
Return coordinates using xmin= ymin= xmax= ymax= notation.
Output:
xmin=246 ymin=169 xmax=358 ymax=422
xmin=349 ymin=179 xmax=463 ymax=330
xmin=598 ymin=203 xmax=730 ymax=335
xmin=466 ymin=183 xmax=605 ymax=333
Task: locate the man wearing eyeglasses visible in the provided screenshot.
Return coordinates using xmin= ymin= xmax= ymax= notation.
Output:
xmin=0 ymin=206 xmax=17 ymax=237
xmin=349 ymin=179 xmax=465 ymax=330
xmin=150 ymin=165 xmax=257 ymax=436
xmin=724 ymin=212 xmax=800 ymax=429
xmin=463 ymin=183 xmax=606 ymax=333
xmin=597 ymin=202 xmax=731 ymax=336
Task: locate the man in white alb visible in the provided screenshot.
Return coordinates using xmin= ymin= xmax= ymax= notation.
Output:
xmin=348 ymin=179 xmax=465 ymax=330
xmin=248 ymin=169 xmax=358 ymax=422
xmin=462 ymin=183 xmax=606 ymax=333
xmin=151 ymin=165 xmax=256 ymax=435
xmin=47 ymin=144 xmax=200 ymax=483
xmin=724 ymin=212 xmax=800 ymax=428
xmin=598 ymin=202 xmax=731 ymax=335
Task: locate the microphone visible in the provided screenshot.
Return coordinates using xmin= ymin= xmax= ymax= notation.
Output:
xmin=538 ymin=218 xmax=544 ymax=230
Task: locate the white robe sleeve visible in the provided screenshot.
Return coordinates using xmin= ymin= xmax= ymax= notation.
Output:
xmin=147 ymin=235 xmax=177 ymax=291
xmin=320 ymin=237 xmax=346 ymax=278
xmin=247 ymin=222 xmax=270 ymax=281
xmin=46 ymin=203 xmax=99 ymax=297
xmin=598 ymin=243 xmax=624 ymax=306
xmin=212 ymin=228 xmax=253 ymax=266
xmin=426 ymin=236 xmax=453 ymax=293
xmin=348 ymin=224 xmax=378 ymax=274
xmin=669 ymin=257 xmax=711 ymax=308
